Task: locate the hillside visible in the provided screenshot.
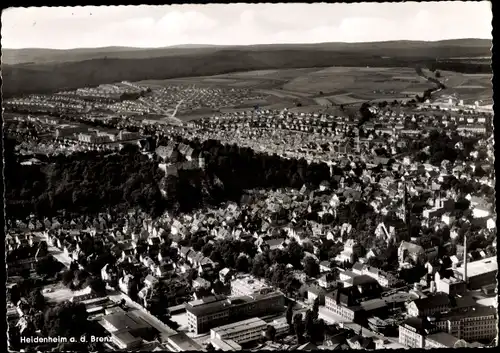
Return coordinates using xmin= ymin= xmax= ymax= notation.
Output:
xmin=1 ymin=39 xmax=491 ymax=97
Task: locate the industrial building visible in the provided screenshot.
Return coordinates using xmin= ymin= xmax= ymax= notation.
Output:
xmin=210 ymin=317 xmax=267 ymax=345
xmin=230 ymin=276 xmax=273 ymax=297
xmin=433 ymin=306 xmax=497 ymax=343
xmin=185 ymin=292 xmax=285 ymax=334
xmin=449 ymin=256 xmax=497 ymax=290
xmin=325 ymin=276 xmax=384 ymax=323
xmin=100 ymin=310 xmax=157 ymax=350
xmin=398 ymin=317 xmax=439 ymax=348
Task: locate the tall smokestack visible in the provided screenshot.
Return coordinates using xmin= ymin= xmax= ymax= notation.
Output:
xmin=404 ymin=183 xmax=411 ymax=239
xmin=463 ymin=235 xmax=468 ymax=285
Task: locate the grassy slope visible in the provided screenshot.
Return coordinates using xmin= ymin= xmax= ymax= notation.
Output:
xmin=1 ymin=39 xmax=491 ymax=97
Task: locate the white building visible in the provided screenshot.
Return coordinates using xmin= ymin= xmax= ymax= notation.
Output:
xmin=265 ymin=318 xmax=289 ymax=337
xmin=231 ymin=276 xmax=273 ymax=297
xmin=335 ymin=239 xmax=357 ymax=263
xmin=210 ymin=318 xmax=267 ymax=345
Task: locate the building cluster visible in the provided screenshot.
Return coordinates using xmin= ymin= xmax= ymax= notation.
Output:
xmin=5 ymin=80 xmax=497 ymax=351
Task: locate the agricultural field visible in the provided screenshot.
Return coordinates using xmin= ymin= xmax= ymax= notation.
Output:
xmin=437 ymin=71 xmax=492 ymax=103
xmin=134 ymin=65 xmax=491 ymax=116
xmin=282 ymin=67 xmax=435 ymax=100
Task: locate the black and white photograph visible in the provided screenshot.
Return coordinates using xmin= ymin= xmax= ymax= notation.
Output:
xmin=2 ymin=1 xmax=496 ymax=352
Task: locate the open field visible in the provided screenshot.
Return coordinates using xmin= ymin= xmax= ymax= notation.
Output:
xmin=132 ymin=63 xmax=491 ymax=118
xmin=434 ymin=70 xmax=492 ymax=102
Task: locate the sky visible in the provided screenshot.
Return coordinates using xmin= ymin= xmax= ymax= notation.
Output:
xmin=1 ymin=2 xmax=493 ymax=49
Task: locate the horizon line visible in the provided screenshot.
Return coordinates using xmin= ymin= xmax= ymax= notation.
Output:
xmin=2 ymin=37 xmax=492 ymax=51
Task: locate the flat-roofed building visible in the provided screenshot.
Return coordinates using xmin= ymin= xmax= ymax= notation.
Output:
xmin=185 ymin=292 xmax=285 ymax=334
xmin=406 ymin=293 xmax=451 ymax=318
xmin=434 ymin=273 xmax=467 ymax=295
xmin=231 ymin=276 xmax=273 ymax=297
xmin=449 ymin=257 xmax=497 ymax=290
xmin=398 ymin=317 xmax=439 ymax=348
xmin=166 ymin=332 xmax=205 ymax=352
xmin=210 ymin=337 xmax=242 ymax=351
xmin=211 ymin=318 xmax=267 ymax=344
xmin=100 ymin=310 xmax=154 ymax=349
xmin=433 ymin=306 xmax=497 ymax=342
xmin=325 ymin=278 xmax=383 ymax=323
xmin=266 ymin=318 xmax=290 ymax=337
xmin=425 ymin=332 xmax=462 ymax=348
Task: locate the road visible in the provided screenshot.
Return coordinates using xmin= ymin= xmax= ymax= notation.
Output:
xmin=33 ymin=232 xmax=72 ymax=268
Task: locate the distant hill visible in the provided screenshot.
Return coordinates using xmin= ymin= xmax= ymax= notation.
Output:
xmin=1 ymin=39 xmax=491 ymax=97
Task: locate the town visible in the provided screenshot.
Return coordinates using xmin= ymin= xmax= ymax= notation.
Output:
xmin=5 ymin=65 xmax=496 ymax=352
xmin=3 ymin=3 xmax=495 ymax=352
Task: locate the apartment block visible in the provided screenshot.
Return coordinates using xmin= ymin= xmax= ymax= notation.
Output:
xmin=210 ymin=318 xmax=267 ymax=345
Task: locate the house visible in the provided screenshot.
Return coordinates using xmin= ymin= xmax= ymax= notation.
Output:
xmin=16 ymin=298 xmax=31 ymax=317
xmin=219 ymin=268 xmax=234 ymax=284
xmin=199 ymin=262 xmax=215 ymax=277
xmin=155 ymin=262 xmax=176 ymax=277
xmin=319 ymin=261 xmax=333 ymax=273
xmin=347 ymin=335 xmax=376 ymax=350
xmin=192 ymin=277 xmax=211 ymax=290
xmin=398 ymin=241 xmax=425 ymax=265
xmin=144 ymin=275 xmax=158 ymax=288
xmin=179 ymin=246 xmax=193 ymax=261
xmin=187 ymin=251 xmax=205 ymax=267
xmin=307 ymin=286 xmax=327 ymax=305
xmin=147 ymin=236 xmax=161 ymax=246
xmin=176 ymin=261 xmax=191 ymax=273
xmin=365 ymin=248 xmax=383 ymax=261
xmin=257 ymin=237 xmax=286 ymax=253
xmin=318 ymin=273 xmax=337 ymax=289
xmin=406 ymin=293 xmax=451 ymax=317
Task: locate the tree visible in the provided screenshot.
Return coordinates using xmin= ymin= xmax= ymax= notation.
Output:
xmin=235 ymin=256 xmax=249 ymax=273
xmin=304 ymin=310 xmax=315 ymax=340
xmin=312 ymin=297 xmax=319 ymax=319
xmin=304 ymin=256 xmax=320 ymax=278
xmin=61 ymin=269 xmax=74 ymax=287
xmin=265 ymin=325 xmax=277 ymax=342
xmin=87 ymin=276 xmax=107 ymax=297
xmin=293 ymin=313 xmax=305 ymax=343
xmin=8 ymin=285 xmax=21 ymax=304
xmin=367 ymin=256 xmax=384 ymax=269
xmin=28 ymin=290 xmax=46 ymax=311
xmin=44 ymin=301 xmax=89 ymax=337
xmin=206 ymin=343 xmax=215 ymax=352
xmin=286 ymin=302 xmax=294 ymax=331
xmin=128 ymin=278 xmax=139 ymax=302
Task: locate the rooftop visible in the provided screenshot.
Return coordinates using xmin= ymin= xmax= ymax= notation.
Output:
xmin=451 ymin=256 xmax=497 ymax=278
xmin=168 ymin=332 xmax=204 ymax=351
xmin=437 ymin=306 xmax=497 ymax=321
xmin=411 ymin=293 xmax=450 ymax=310
xmin=210 ymin=337 xmax=242 ymax=351
xmin=426 ymin=332 xmax=460 ymax=347
xmin=211 ymin=317 xmax=267 ymax=336
xmin=102 ymin=310 xmax=151 ymax=333
xmin=232 ymin=276 xmax=271 ymax=294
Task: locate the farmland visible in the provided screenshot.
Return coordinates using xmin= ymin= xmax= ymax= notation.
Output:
xmin=131 ymin=63 xmax=492 ymax=117
xmin=139 ymin=66 xmax=437 ymax=101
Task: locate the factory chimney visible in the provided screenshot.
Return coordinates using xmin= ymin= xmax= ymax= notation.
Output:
xmin=463 ymin=234 xmax=468 ymax=286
